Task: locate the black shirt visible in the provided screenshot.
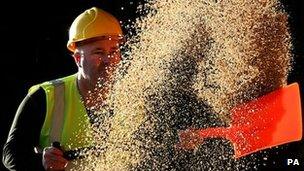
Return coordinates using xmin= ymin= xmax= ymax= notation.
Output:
xmin=2 ymin=88 xmax=46 ymax=171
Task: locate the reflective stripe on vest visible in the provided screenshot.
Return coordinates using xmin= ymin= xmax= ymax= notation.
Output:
xmin=49 ymin=80 xmax=65 ymax=143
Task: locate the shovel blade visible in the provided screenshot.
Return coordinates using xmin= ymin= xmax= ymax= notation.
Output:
xmin=231 ymin=83 xmax=302 ymax=158
xmin=177 ymin=83 xmax=302 ymax=159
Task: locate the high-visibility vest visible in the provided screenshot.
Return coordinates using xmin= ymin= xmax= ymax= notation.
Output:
xmin=28 ymin=74 xmax=93 ymax=151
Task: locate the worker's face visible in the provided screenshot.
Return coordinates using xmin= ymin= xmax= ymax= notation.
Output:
xmin=74 ymin=38 xmax=122 ymax=86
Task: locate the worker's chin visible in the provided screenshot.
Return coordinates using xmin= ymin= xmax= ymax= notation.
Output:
xmin=94 ymin=74 xmax=109 ymax=87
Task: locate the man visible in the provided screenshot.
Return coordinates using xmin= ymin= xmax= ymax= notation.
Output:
xmin=2 ymin=7 xmax=123 ymax=171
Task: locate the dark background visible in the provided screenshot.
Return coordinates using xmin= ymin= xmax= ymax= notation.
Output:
xmin=0 ymin=0 xmax=303 ymax=170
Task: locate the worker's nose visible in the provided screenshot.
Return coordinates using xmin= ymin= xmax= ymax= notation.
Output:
xmin=103 ymin=55 xmax=111 ymax=63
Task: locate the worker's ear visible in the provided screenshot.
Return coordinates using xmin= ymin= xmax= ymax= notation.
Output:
xmin=73 ymin=52 xmax=82 ymax=68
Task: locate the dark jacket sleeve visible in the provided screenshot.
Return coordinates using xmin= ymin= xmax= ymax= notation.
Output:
xmin=2 ymin=88 xmax=46 ymax=171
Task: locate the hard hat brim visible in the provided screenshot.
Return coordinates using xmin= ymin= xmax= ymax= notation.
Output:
xmin=67 ymin=35 xmax=125 ymax=52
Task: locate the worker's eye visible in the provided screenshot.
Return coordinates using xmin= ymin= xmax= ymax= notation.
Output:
xmin=110 ymin=49 xmax=120 ymax=56
xmin=110 ymin=51 xmax=118 ymax=56
xmin=93 ymin=51 xmax=106 ymax=56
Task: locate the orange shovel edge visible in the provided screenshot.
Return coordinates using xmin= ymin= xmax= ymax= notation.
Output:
xmin=178 ymin=83 xmax=302 ymax=158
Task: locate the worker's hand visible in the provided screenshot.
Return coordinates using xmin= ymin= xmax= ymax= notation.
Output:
xmin=42 ymin=146 xmax=68 ymax=171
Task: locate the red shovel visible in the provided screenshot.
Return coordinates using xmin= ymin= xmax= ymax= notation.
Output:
xmin=176 ymin=83 xmax=302 ymax=158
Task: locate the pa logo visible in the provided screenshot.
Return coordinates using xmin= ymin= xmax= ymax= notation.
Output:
xmin=287 ymin=159 xmax=300 ymax=166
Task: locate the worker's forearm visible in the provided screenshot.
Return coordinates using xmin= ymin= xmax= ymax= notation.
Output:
xmin=3 ymin=138 xmax=44 ymax=171
xmin=2 ymin=142 xmax=17 ymax=171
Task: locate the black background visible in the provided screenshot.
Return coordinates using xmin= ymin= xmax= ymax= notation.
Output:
xmin=0 ymin=0 xmax=303 ymax=170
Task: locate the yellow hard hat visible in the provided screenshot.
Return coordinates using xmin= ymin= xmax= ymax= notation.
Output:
xmin=67 ymin=7 xmax=123 ymax=52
